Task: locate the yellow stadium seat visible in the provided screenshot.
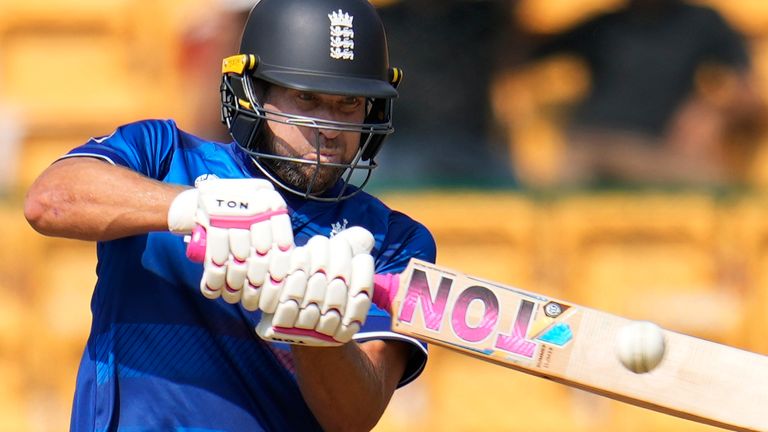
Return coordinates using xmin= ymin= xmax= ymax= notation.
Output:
xmin=21 ymin=238 xmax=95 ymax=431
xmin=0 ymin=0 xmax=183 ymax=133
xmin=380 ymin=192 xmax=543 ymax=292
xmin=0 ymin=203 xmax=44 ymax=295
xmin=17 ymin=136 xmax=87 ymax=193
xmin=724 ymin=195 xmax=768 ymax=355
xmin=0 ymin=358 xmax=30 ymax=431
xmin=549 ymin=194 xmax=744 ymax=345
xmin=0 ymin=203 xmax=49 ymax=431
xmin=543 ymin=193 xmax=750 ymax=432
xmin=34 ymin=239 xmax=95 ymax=345
xmin=377 ymin=345 xmax=603 ymax=432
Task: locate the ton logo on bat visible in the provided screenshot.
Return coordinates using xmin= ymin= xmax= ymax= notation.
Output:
xmin=396 ymin=269 xmax=550 ymax=359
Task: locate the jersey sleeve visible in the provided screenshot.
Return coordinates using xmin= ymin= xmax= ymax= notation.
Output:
xmin=376 ymin=211 xmax=437 ymax=274
xmin=353 ymin=314 xmax=428 ymax=388
xmin=59 ymin=119 xmax=178 ymax=179
xmin=355 ymin=211 xmax=436 ymax=388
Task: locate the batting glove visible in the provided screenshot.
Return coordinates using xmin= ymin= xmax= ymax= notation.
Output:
xmin=255 ymin=227 xmax=375 ymax=347
xmin=168 ymin=178 xmax=294 ymax=305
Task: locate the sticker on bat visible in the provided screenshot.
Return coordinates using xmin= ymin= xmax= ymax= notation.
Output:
xmin=395 ymin=268 xmax=572 ymax=360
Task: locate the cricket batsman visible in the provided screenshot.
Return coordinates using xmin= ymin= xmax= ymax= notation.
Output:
xmin=24 ymin=0 xmax=436 ymax=430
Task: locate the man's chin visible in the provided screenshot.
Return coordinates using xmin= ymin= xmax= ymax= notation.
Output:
xmin=268 ymin=160 xmax=342 ymax=194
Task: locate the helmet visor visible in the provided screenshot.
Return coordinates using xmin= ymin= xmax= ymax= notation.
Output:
xmin=258 ymin=68 xmax=399 ymax=99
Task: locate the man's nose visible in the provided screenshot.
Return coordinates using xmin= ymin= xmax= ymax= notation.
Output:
xmin=318 ymin=126 xmax=342 ymax=140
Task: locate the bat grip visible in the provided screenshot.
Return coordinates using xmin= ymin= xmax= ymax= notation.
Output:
xmin=372 ymin=273 xmax=399 ymax=313
xmin=185 ymin=225 xmax=207 ymax=263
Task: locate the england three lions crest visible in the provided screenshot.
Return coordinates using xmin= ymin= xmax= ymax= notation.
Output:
xmin=328 ymin=9 xmax=354 ymax=60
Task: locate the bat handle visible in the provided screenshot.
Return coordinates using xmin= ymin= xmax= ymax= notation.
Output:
xmin=372 ymin=274 xmax=400 ymax=313
xmin=185 ymin=225 xmax=207 ymax=263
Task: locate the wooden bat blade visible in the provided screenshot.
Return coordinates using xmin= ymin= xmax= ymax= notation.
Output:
xmin=372 ymin=259 xmax=768 ymax=432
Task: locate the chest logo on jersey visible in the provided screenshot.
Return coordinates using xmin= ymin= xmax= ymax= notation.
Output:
xmin=194 ymin=173 xmax=220 ymax=187
xmin=330 ymin=218 xmax=348 ymax=237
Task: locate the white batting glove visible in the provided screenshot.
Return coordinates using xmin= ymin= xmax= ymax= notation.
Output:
xmin=168 ymin=178 xmax=294 ymax=305
xmin=255 ymin=226 xmax=375 ymax=347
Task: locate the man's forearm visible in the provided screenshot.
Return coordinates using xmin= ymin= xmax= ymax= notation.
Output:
xmin=24 ymin=157 xmax=186 ymax=241
xmin=291 ymin=340 xmax=409 ymax=432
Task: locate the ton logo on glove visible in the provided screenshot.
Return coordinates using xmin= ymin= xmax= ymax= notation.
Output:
xmin=217 ymin=199 xmax=250 ymax=210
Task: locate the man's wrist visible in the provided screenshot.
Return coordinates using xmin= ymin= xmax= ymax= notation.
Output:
xmin=167 ymin=188 xmax=199 ymax=233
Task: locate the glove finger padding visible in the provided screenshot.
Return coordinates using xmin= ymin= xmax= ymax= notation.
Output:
xmin=201 ymin=262 xmax=226 ymax=299
xmin=241 ymin=280 xmax=261 ymax=311
xmin=170 ymin=179 xmax=296 ymax=310
xmin=349 ymin=253 xmax=374 ymax=298
xmin=229 ymin=228 xmax=251 ymax=261
xmin=256 ymin=227 xmax=375 ymax=347
xmin=271 ymin=269 xmax=308 ymax=328
xmin=222 ymin=259 xmax=247 ymax=304
xmin=333 ymin=226 xmax=375 ymax=255
xmin=258 ymin=277 xmax=284 ymax=314
xmin=271 ymin=212 xmax=294 ymax=252
xmin=206 ymin=226 xmax=231 ymax=266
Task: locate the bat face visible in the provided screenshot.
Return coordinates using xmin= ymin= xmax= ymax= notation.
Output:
xmin=386 ymin=259 xmax=768 ymax=432
xmin=391 ymin=260 xmax=581 ymax=372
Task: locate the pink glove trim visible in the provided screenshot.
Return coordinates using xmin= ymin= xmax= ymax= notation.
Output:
xmin=204 ymin=283 xmax=220 ymax=293
xmin=372 ymin=274 xmax=399 ymax=313
xmin=272 ymin=327 xmax=338 ymax=343
xmin=209 ymin=209 xmax=288 ymax=229
xmin=186 ymin=225 xmax=207 ymax=263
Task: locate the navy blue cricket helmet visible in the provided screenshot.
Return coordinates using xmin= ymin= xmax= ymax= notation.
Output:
xmin=220 ymin=0 xmax=402 ymax=201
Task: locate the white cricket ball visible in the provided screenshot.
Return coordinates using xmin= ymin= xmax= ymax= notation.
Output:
xmin=616 ymin=321 xmax=666 ymax=374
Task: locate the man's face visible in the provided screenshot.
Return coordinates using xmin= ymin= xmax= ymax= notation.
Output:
xmin=261 ymin=86 xmax=366 ymax=193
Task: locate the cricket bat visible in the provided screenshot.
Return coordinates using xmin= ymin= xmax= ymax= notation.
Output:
xmin=371 ymin=259 xmax=768 ymax=432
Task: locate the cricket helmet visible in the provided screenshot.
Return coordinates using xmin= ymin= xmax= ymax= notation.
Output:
xmin=220 ymin=0 xmax=402 ymax=201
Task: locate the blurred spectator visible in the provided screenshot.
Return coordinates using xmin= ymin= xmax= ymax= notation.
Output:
xmin=513 ymin=0 xmax=765 ymax=187
xmin=372 ymin=0 xmax=516 ymax=188
xmin=178 ymin=0 xmax=252 ymax=142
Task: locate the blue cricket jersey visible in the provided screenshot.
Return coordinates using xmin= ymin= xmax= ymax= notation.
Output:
xmin=62 ymin=119 xmax=436 ymax=431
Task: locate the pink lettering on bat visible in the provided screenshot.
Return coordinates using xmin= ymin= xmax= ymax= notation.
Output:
xmin=494 ymin=300 xmax=537 ymax=358
xmin=396 ymin=268 xmax=539 ymax=359
xmin=451 ymin=286 xmax=499 ymax=342
xmin=398 ymin=269 xmax=451 ymax=331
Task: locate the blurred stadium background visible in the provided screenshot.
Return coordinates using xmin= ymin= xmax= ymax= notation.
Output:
xmin=1 ymin=0 xmax=767 ymax=430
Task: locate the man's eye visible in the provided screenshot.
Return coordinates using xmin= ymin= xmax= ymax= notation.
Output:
xmin=340 ymin=98 xmax=362 ymax=108
xmin=297 ymin=93 xmax=316 ymax=102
